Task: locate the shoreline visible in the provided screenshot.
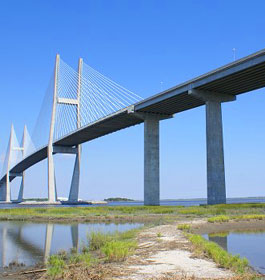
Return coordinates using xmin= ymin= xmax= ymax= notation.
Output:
xmin=1 ymin=203 xmax=265 ymax=279
xmin=2 ymin=219 xmax=264 ymax=279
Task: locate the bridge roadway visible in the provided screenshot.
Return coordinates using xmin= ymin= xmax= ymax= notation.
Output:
xmin=1 ymin=49 xmax=265 ymax=204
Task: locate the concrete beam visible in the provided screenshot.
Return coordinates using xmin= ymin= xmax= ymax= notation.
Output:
xmin=188 ymin=89 xmax=236 ymax=103
xmin=53 ymin=145 xmax=78 ymax=154
xmin=127 ymin=106 xmax=173 ymax=121
xmin=57 ymin=97 xmax=79 ymax=105
xmin=9 ymin=172 xmax=23 ymax=177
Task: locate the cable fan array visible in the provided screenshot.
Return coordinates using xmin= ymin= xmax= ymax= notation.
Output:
xmin=54 ymin=59 xmax=143 ymax=140
xmin=31 ymin=58 xmax=143 ymax=150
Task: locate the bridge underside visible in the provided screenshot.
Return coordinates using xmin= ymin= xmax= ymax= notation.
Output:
xmin=1 ymin=49 xmax=265 ymax=204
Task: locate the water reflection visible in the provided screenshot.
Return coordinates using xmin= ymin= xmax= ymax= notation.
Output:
xmin=0 ymin=221 xmax=142 ymax=269
xmin=208 ymin=235 xmax=227 ymax=251
xmin=205 ymin=231 xmax=265 ymax=274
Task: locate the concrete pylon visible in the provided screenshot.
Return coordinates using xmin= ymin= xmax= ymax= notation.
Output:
xmin=68 ymin=58 xmax=83 ymax=203
xmin=17 ymin=125 xmax=28 ymax=202
xmin=144 ymin=117 xmax=160 ymax=206
xmin=47 ymin=54 xmax=60 ymax=203
xmin=0 ymin=124 xmax=21 ymax=202
xmin=188 ymin=89 xmax=236 ymax=205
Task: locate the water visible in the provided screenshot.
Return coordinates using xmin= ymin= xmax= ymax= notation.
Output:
xmin=1 ymin=197 xmax=265 ymax=209
xmin=204 ymin=231 xmax=265 ymax=274
xmin=0 ymin=221 xmax=142 ymax=269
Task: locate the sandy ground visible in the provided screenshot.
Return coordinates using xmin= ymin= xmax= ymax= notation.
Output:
xmin=109 ymin=222 xmax=234 ymax=280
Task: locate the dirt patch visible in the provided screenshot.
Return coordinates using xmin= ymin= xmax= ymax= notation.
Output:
xmin=110 ymin=224 xmax=234 ymax=279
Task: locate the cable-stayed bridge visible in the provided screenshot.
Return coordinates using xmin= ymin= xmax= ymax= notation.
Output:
xmin=1 ymin=49 xmax=265 ymax=205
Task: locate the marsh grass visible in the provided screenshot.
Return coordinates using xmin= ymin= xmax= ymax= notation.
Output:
xmin=208 ymin=215 xmax=230 ymax=223
xmin=88 ymin=231 xmax=113 ymax=251
xmin=208 ymin=214 xmax=265 ymax=223
xmin=188 ymin=234 xmax=249 ymax=274
xmin=101 ymin=240 xmax=137 ymax=262
xmin=177 ymin=224 xmax=191 ymax=232
xmin=1 ymin=203 xmax=265 ymax=223
xmin=47 ymin=255 xmax=66 ymax=278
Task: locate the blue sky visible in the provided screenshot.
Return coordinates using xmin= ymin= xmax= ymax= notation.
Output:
xmin=0 ymin=0 xmax=265 ymax=200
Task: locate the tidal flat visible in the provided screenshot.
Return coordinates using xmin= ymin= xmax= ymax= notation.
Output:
xmin=0 ymin=203 xmax=265 ymax=279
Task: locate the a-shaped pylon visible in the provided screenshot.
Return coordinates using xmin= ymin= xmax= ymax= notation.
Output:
xmin=0 ymin=124 xmax=34 ymax=202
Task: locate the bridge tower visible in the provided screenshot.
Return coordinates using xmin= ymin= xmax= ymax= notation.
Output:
xmin=0 ymin=124 xmax=23 ymax=202
xmin=47 ymin=55 xmax=82 ymax=203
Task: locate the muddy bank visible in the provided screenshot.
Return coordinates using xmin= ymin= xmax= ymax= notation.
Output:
xmin=192 ymin=219 xmax=265 ymax=235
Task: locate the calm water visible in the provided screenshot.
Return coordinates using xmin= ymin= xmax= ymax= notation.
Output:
xmin=204 ymin=231 xmax=265 ymax=274
xmin=0 ymin=221 xmax=143 ymax=269
xmin=0 ymin=197 xmax=265 ymax=209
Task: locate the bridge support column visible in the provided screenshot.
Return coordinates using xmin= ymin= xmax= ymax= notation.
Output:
xmin=144 ymin=117 xmax=160 ymax=206
xmin=206 ymin=100 xmax=226 ymax=205
xmin=0 ymin=183 xmax=8 ymax=202
xmin=188 ymin=89 xmax=236 ymax=205
xmin=68 ymin=145 xmax=81 ymax=202
xmin=129 ymin=109 xmax=173 ymax=206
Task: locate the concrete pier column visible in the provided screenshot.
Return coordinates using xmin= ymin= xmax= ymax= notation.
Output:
xmin=144 ymin=117 xmax=160 ymax=206
xmin=206 ymin=101 xmax=226 ymax=205
xmin=0 ymin=183 xmax=7 ymax=202
xmin=188 ymin=89 xmax=236 ymax=205
xmin=68 ymin=146 xmax=81 ymax=202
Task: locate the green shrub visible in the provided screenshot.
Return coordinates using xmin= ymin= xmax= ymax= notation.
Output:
xmin=208 ymin=215 xmax=230 ymax=223
xmin=69 ymin=252 xmax=92 ymax=266
xmin=47 ymin=255 xmax=65 ymax=278
xmin=177 ymin=224 xmax=191 ymax=232
xmin=101 ymin=240 xmax=137 ymax=262
xmin=88 ymin=231 xmax=113 ymax=250
xmin=233 ymin=214 xmax=265 ymax=221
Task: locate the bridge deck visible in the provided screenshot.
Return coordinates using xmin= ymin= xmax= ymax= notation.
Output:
xmin=2 ymin=49 xmax=265 ymax=183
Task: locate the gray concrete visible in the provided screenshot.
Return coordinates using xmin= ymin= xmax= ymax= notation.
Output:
xmin=0 ymin=183 xmax=7 ymax=202
xmin=144 ymin=117 xmax=160 ymax=206
xmin=68 ymin=145 xmax=81 ymax=202
xmin=206 ymin=101 xmax=226 ymax=205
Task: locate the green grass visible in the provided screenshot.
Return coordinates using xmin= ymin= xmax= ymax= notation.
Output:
xmin=177 ymin=223 xmax=191 ymax=231
xmin=208 ymin=215 xmax=230 ymax=223
xmin=88 ymin=231 xmax=113 ymax=251
xmin=45 ymin=228 xmax=140 ymax=278
xmin=208 ymin=214 xmax=265 ymax=223
xmin=1 ymin=203 xmax=265 ymax=223
xmin=47 ymin=255 xmax=66 ymax=278
xmin=188 ymin=234 xmax=249 ymax=274
xmin=69 ymin=252 xmax=92 ymax=266
xmin=101 ymin=240 xmax=137 ymax=262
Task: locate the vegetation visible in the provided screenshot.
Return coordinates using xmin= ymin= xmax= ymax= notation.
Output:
xmin=101 ymin=240 xmax=137 ymax=262
xmin=177 ymin=223 xmax=191 ymax=232
xmin=1 ymin=203 xmax=265 ymax=223
xmin=47 ymin=255 xmax=66 ymax=278
xmin=208 ymin=214 xmax=265 ymax=223
xmin=188 ymin=234 xmax=249 ymax=274
xmin=104 ymin=197 xmax=134 ymax=201
xmin=46 ymin=228 xmax=139 ymax=278
xmin=208 ymin=215 xmax=230 ymax=223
